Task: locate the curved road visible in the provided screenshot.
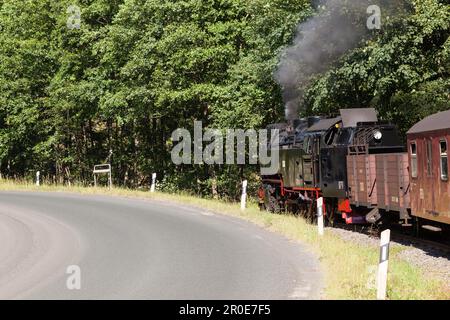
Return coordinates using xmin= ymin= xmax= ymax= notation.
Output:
xmin=0 ymin=192 xmax=323 ymax=300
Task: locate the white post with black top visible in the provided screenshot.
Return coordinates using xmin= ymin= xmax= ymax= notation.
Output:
xmin=317 ymin=197 xmax=324 ymax=236
xmin=241 ymin=180 xmax=248 ymax=211
xmin=377 ymin=229 xmax=391 ymax=300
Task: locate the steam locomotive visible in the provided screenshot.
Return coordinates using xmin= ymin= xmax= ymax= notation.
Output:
xmin=259 ymin=108 xmax=450 ymax=233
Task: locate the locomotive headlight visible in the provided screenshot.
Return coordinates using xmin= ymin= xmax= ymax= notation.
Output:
xmin=374 ymin=130 xmax=383 ymax=140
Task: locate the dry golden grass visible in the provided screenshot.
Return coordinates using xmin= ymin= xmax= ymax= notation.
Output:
xmin=0 ymin=179 xmax=448 ymax=300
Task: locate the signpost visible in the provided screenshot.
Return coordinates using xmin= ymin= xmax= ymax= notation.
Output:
xmin=93 ymin=164 xmax=112 ymax=190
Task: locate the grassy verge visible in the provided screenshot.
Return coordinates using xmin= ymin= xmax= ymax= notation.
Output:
xmin=0 ymin=179 xmax=448 ymax=300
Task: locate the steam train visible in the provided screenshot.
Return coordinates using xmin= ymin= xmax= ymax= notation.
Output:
xmin=258 ymin=108 xmax=450 ymax=233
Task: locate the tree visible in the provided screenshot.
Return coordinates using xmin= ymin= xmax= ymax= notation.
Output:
xmin=304 ymin=0 xmax=449 ymax=135
xmin=0 ymin=0 xmax=448 ymax=198
xmin=0 ymin=0 xmax=58 ymax=178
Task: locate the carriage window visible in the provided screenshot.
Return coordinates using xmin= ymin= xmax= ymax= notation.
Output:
xmin=440 ymin=139 xmax=448 ymax=181
xmin=324 ymin=127 xmax=337 ymax=146
xmin=335 ymin=128 xmax=351 ymax=145
xmin=410 ymin=142 xmax=418 ymax=178
xmin=426 ymin=140 xmax=433 ymax=176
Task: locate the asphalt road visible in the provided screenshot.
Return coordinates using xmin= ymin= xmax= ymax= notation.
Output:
xmin=0 ymin=192 xmax=323 ymax=300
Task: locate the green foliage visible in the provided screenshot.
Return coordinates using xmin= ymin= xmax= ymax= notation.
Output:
xmin=0 ymin=0 xmax=448 ymax=197
xmin=304 ymin=0 xmax=449 ymax=135
xmin=0 ymin=0 xmax=59 ymax=176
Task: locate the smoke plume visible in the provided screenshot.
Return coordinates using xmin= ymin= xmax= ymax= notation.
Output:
xmin=275 ymin=0 xmax=374 ymax=120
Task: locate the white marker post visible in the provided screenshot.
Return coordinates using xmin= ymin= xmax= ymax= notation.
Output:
xmin=150 ymin=173 xmax=157 ymax=193
xmin=241 ymin=180 xmax=248 ymax=211
xmin=317 ymin=197 xmax=324 ymax=236
xmin=377 ymin=229 xmax=391 ymax=300
xmin=36 ymin=171 xmax=40 ymax=187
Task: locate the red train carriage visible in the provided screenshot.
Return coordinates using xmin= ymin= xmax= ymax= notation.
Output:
xmin=407 ymin=110 xmax=450 ymax=228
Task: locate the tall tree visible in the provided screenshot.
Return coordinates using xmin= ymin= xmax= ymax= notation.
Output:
xmin=304 ymin=0 xmax=449 ymax=134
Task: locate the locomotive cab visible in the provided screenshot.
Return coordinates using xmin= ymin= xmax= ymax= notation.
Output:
xmin=320 ymin=122 xmax=351 ymax=198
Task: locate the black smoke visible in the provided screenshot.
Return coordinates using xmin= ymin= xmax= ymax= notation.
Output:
xmin=275 ymin=0 xmax=376 ymax=120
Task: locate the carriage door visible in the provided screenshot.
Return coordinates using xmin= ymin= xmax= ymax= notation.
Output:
xmin=425 ymin=139 xmax=436 ymax=213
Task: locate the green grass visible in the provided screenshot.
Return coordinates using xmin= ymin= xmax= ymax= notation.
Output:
xmin=0 ymin=179 xmax=448 ymax=300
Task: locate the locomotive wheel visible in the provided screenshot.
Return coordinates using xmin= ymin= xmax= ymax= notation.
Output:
xmin=325 ymin=210 xmax=335 ymax=227
xmin=267 ymin=196 xmax=281 ymax=214
xmin=258 ymin=202 xmax=266 ymax=211
xmin=308 ymin=201 xmax=317 ymax=224
xmin=291 ymin=203 xmax=300 ymax=215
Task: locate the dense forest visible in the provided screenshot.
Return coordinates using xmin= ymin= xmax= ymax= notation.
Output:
xmin=0 ymin=0 xmax=448 ymax=199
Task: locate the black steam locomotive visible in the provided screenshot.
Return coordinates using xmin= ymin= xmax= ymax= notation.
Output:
xmin=259 ymin=108 xmax=409 ymax=227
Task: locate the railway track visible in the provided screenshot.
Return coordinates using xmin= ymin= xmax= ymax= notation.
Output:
xmin=267 ymin=203 xmax=450 ymax=256
xmin=390 ymin=229 xmax=450 ymax=256
xmin=331 ymin=221 xmax=450 ymax=256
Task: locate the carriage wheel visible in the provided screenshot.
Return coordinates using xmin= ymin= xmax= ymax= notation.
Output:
xmin=412 ymin=217 xmax=421 ymax=238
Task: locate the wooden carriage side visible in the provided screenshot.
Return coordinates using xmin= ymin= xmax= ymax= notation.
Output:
xmin=407 ymin=110 xmax=450 ymax=225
